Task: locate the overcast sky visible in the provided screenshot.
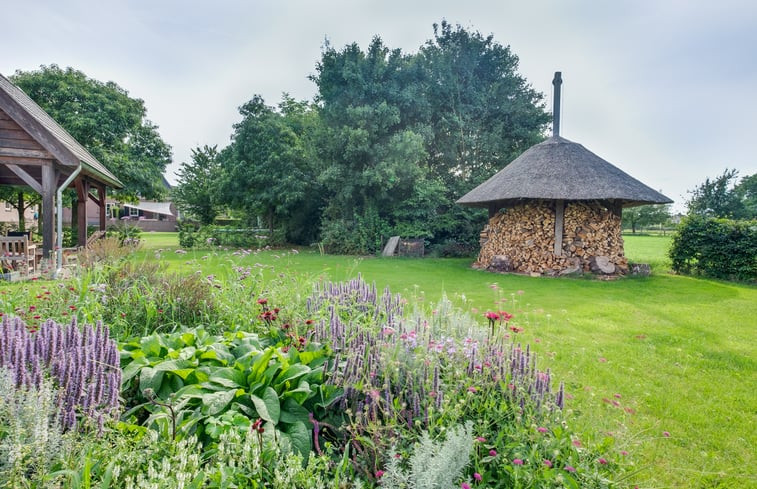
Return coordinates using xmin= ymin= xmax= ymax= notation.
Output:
xmin=3 ymin=0 xmax=756 ymax=212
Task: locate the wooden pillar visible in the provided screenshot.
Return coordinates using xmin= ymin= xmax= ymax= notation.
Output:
xmin=75 ymin=179 xmax=89 ymax=247
xmin=554 ymin=200 xmax=565 ymax=256
xmin=97 ymin=185 xmax=106 ymax=231
xmin=41 ymin=163 xmax=56 ymax=258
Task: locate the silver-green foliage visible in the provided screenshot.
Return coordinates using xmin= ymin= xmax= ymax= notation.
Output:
xmin=381 ymin=422 xmax=474 ymax=489
xmin=0 ymin=368 xmax=64 ymax=487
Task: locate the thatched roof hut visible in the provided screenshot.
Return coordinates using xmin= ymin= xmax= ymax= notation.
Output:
xmin=457 ymin=72 xmax=672 ymax=276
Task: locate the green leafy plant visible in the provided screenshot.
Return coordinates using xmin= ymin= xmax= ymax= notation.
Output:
xmin=120 ymin=327 xmax=341 ymax=454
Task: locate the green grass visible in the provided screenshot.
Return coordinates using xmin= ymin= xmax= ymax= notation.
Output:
xmin=135 ymin=233 xmax=757 ymax=488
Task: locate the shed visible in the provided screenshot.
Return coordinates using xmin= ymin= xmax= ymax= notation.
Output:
xmin=0 ymin=73 xmax=123 ymax=262
xmin=457 ymin=73 xmax=672 ymax=275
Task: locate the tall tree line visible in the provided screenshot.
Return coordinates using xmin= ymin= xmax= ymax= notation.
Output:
xmin=175 ymin=22 xmax=550 ymax=253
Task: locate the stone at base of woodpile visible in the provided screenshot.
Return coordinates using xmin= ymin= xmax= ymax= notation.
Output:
xmin=629 ymin=263 xmax=651 ymax=276
xmin=589 ymin=255 xmax=616 ymax=274
xmin=486 ymin=255 xmax=514 ymax=272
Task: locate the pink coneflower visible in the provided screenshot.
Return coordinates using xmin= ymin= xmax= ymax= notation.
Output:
xmin=598 ymin=458 xmax=608 ymax=465
xmin=375 ymin=470 xmax=384 ymax=478
xmin=473 ymin=473 xmax=482 ymax=482
xmin=461 ymin=483 xmax=471 ymax=489
xmin=543 ymin=459 xmax=553 ymax=468
xmin=512 ymin=459 xmax=523 ymax=465
xmin=489 ymin=449 xmax=497 ymax=457
xmin=475 ymin=436 xmax=486 ymax=443
xmin=564 ymin=465 xmax=576 ymax=472
xmin=537 ymin=426 xmax=548 ymax=433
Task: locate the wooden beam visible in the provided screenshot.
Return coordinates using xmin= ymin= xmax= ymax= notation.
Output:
xmin=0 ymin=91 xmax=79 ymax=167
xmin=0 ymin=147 xmax=54 ymax=159
xmin=554 ymin=200 xmax=565 ymax=256
xmin=97 ymin=185 xmax=106 ymax=231
xmin=0 ymin=156 xmax=52 ymax=166
xmin=41 ymin=164 xmax=56 ymax=258
xmin=6 ymin=164 xmax=42 ymax=193
xmin=75 ymin=179 xmax=90 ymax=247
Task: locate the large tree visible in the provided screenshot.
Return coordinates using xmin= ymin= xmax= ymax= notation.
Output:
xmin=218 ymin=95 xmax=322 ymax=242
xmin=311 ymin=24 xmax=550 ymax=252
xmin=172 ymin=145 xmax=222 ymax=225
xmin=0 ymin=187 xmax=40 ymax=232
xmin=11 ymin=65 xmax=171 ymax=200
xmin=686 ymin=169 xmax=750 ymax=219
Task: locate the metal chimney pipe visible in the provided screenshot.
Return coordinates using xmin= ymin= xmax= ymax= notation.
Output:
xmin=552 ymin=71 xmax=562 ymax=137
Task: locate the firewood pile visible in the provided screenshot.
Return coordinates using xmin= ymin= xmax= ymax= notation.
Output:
xmin=475 ymin=201 xmax=628 ymax=276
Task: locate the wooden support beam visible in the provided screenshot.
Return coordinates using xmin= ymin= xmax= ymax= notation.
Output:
xmin=97 ymin=185 xmax=106 ymax=231
xmin=0 ymin=156 xmax=52 ymax=166
xmin=0 ymin=147 xmax=54 ymax=159
xmin=5 ymin=164 xmax=42 ymax=193
xmin=554 ymin=200 xmax=565 ymax=256
xmin=76 ymin=179 xmax=90 ymax=247
xmin=41 ymin=163 xmax=56 ymax=258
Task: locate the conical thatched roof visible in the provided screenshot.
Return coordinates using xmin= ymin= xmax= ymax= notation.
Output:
xmin=457 ymin=135 xmax=672 ymax=208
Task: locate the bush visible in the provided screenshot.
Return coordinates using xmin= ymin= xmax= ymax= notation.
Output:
xmin=670 ymin=216 xmax=757 ymax=281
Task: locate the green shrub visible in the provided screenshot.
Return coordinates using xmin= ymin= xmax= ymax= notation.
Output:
xmin=669 ymin=215 xmax=757 ymax=281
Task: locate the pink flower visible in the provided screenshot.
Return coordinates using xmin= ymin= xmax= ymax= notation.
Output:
xmin=461 ymin=484 xmax=471 ymax=489
xmin=598 ymin=458 xmax=608 ymax=465
xmin=565 ymin=465 xmax=576 ymax=472
xmin=473 ymin=472 xmax=482 ymax=482
xmin=485 ymin=311 xmax=500 ymax=321
xmin=467 ymin=386 xmax=478 ymax=393
xmin=489 ymin=449 xmax=497 ymax=457
xmin=537 ymin=426 xmax=548 ymax=433
xmin=620 ymin=450 xmax=629 ymax=456
xmin=572 ymin=439 xmax=582 ymax=447
xmin=512 ymin=459 xmax=523 ymax=465
xmin=599 ymin=357 xmax=608 ymax=363
xmin=614 ymin=393 xmax=622 ymax=399
xmin=375 ymin=470 xmax=384 ymax=478
xmin=475 ymin=436 xmax=486 ymax=443
xmin=543 ymin=459 xmax=553 ymax=468
xmin=663 ymin=431 xmax=671 ymax=437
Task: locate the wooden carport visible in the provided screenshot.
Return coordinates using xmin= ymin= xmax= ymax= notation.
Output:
xmin=0 ymin=73 xmax=122 ymax=262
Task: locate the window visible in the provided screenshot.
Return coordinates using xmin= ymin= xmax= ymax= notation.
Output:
xmin=3 ymin=201 xmax=11 ymax=211
xmin=129 ymin=206 xmax=139 ymax=217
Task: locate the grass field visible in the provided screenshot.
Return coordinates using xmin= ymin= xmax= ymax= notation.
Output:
xmin=131 ymin=232 xmax=756 ymax=488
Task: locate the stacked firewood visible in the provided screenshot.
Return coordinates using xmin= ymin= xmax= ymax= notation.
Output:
xmin=475 ymin=201 xmax=628 ymax=276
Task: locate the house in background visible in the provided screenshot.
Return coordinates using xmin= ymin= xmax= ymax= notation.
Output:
xmin=0 ymin=200 xmax=35 ymax=227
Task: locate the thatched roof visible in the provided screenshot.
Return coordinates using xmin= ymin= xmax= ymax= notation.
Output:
xmin=0 ymin=73 xmax=122 ymax=188
xmin=457 ymin=136 xmax=672 ymax=208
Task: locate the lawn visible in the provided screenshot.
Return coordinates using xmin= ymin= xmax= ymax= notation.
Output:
xmin=132 ymin=232 xmax=756 ymax=488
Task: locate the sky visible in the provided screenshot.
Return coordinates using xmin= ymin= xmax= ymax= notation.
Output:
xmin=2 ymin=0 xmax=756 ymax=212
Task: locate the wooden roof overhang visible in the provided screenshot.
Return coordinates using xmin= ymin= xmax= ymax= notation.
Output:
xmin=0 ymin=73 xmax=123 ymax=258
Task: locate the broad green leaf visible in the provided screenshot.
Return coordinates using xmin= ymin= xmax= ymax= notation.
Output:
xmin=249 ymin=349 xmax=274 ymax=382
xmin=274 ymin=364 xmax=310 ymax=390
xmin=140 ymin=335 xmax=163 ymax=357
xmin=139 ymin=367 xmax=164 ymax=393
xmin=281 ymin=381 xmax=312 ymax=404
xmin=201 ymin=389 xmax=238 ymax=416
xmin=251 ymin=387 xmax=280 ymax=424
xmin=279 ymin=398 xmax=310 ymax=424
xmin=122 ymin=356 xmax=150 ymax=383
xmin=180 ymin=331 xmax=196 ymax=346
xmin=283 ymin=421 xmax=311 ymax=457
xmin=208 ymin=367 xmax=246 ymax=388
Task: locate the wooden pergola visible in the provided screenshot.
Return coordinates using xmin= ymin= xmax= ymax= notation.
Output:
xmin=0 ymin=73 xmax=122 ymax=259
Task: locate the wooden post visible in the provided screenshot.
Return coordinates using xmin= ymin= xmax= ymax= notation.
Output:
xmin=41 ymin=163 xmax=56 ymax=258
xmin=554 ymin=200 xmax=565 ymax=256
xmin=97 ymin=185 xmax=106 ymax=231
xmin=76 ymin=179 xmax=89 ymax=247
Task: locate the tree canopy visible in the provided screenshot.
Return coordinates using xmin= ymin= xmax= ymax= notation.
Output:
xmin=172 ymin=145 xmax=222 ymax=225
xmin=686 ymin=169 xmax=755 ymax=219
xmin=11 ymin=65 xmax=171 ymax=200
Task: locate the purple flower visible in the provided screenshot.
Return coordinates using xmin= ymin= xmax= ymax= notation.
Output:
xmin=489 ymin=449 xmax=497 ymax=457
